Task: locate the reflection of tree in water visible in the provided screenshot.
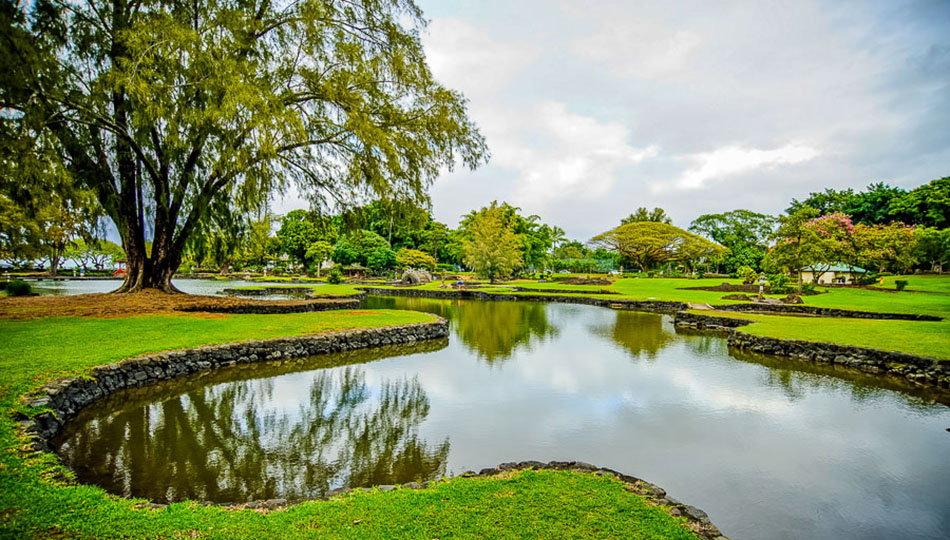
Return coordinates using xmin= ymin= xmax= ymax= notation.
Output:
xmin=363 ymin=296 xmax=460 ymax=321
xmin=730 ymin=349 xmax=950 ymax=409
xmin=56 ymin=364 xmax=448 ymax=503
xmin=454 ymin=300 xmax=558 ymax=364
xmin=591 ymin=311 xmax=674 ymax=360
xmin=364 ymin=296 xmax=559 ymax=364
xmin=674 ymin=327 xmax=730 ymax=357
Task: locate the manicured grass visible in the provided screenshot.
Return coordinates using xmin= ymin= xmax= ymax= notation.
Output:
xmin=1 ymin=467 xmax=698 ymax=540
xmin=693 ymin=310 xmax=950 ymax=360
xmin=0 ymin=310 xmax=432 ymax=404
xmin=0 ymin=308 xmax=699 ymax=540
xmin=869 ymin=274 xmax=950 ymax=293
xmin=228 ymin=284 xmax=364 ymax=296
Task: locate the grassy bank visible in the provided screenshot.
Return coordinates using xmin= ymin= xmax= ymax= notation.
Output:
xmin=0 ymin=306 xmax=701 ymax=539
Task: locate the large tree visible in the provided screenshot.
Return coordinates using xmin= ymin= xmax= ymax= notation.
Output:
xmin=689 ymin=209 xmax=775 ymax=272
xmin=1 ymin=0 xmax=486 ymax=291
xmin=621 ymin=207 xmax=673 ymax=225
xmin=461 ymin=203 xmax=523 ymax=283
xmin=590 ymin=221 xmax=725 ymax=272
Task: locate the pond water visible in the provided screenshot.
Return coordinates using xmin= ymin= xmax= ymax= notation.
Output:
xmin=29 ymin=278 xmax=312 ymax=298
xmin=53 ymin=296 xmax=950 ymax=540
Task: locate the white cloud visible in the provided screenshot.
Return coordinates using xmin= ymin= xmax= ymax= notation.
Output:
xmin=570 ymin=17 xmax=702 ymax=80
xmin=664 ymin=143 xmax=821 ymax=191
xmin=505 ymin=101 xmax=657 ymax=202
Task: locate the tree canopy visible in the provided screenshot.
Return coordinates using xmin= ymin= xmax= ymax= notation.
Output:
xmin=461 ymin=203 xmax=523 ymax=282
xmin=621 ymin=207 xmax=673 ymax=225
xmin=590 ymin=221 xmax=726 ymax=272
xmin=1 ymin=0 xmax=486 ymax=290
xmin=689 ymin=210 xmax=775 ymax=272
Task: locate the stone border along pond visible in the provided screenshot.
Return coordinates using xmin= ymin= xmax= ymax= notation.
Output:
xmin=177 ymin=296 xmax=361 ymax=313
xmin=673 ymin=311 xmax=950 ymax=389
xmin=359 ymin=287 xmax=948 ymax=390
xmin=14 ymin=308 xmax=731 ymax=540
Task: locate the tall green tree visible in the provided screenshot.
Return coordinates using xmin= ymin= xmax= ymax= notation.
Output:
xmin=461 ymin=204 xmax=523 ymax=283
xmin=762 ymin=207 xmax=823 ymax=292
xmin=914 ymin=227 xmax=950 ymax=273
xmin=689 ymin=210 xmax=775 ymax=272
xmin=621 ymin=207 xmax=673 ymax=225
xmin=1 ymin=0 xmax=486 ymax=291
xmin=276 ymin=210 xmax=320 ymax=268
xmin=305 ymin=241 xmax=334 ymax=277
xmin=888 ymin=177 xmax=950 ymax=228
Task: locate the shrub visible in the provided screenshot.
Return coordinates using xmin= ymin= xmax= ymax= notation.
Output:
xmin=768 ymin=274 xmax=792 ymax=294
xmin=326 ymin=267 xmax=343 ymax=284
xmin=854 ymin=273 xmax=878 ymax=286
xmin=5 ymin=280 xmax=32 ymax=296
xmin=736 ymin=265 xmax=757 ymax=284
xmin=895 ymin=280 xmax=909 ymax=291
xmin=801 ymin=281 xmax=817 ymax=295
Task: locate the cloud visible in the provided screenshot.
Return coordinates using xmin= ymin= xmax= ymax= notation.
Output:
xmin=570 ymin=16 xmax=702 ymax=80
xmin=665 ymin=143 xmax=821 ymax=191
xmin=503 ymin=101 xmax=658 ymax=202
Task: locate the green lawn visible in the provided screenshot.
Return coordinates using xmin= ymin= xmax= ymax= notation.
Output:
xmin=228 ymin=284 xmax=364 ymax=296
xmin=0 ymin=308 xmax=700 ymax=540
xmin=691 ymin=309 xmax=950 ymax=360
xmin=869 ymin=274 xmax=950 ymax=294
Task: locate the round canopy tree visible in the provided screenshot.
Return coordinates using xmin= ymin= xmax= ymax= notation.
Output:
xmin=590 ymin=221 xmax=726 ymax=272
xmin=1 ymin=0 xmax=487 ymax=292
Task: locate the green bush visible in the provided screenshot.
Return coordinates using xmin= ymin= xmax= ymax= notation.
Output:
xmin=5 ymin=280 xmax=32 ymax=296
xmin=736 ymin=265 xmax=757 ymax=284
xmin=768 ymin=274 xmax=792 ymax=294
xmin=326 ymin=267 xmax=343 ymax=284
xmin=895 ymin=280 xmax=909 ymax=291
xmin=801 ymin=281 xmax=817 ymax=295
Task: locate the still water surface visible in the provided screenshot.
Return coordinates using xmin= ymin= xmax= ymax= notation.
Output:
xmin=55 ymin=296 xmax=950 ymax=540
xmin=30 ymin=278 xmax=309 ymax=297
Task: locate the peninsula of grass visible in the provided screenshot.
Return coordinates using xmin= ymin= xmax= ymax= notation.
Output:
xmin=228 ymin=284 xmax=364 ymax=296
xmin=0 ymin=303 xmax=704 ymax=540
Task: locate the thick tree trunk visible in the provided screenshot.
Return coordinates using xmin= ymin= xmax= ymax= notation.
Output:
xmin=113 ymin=238 xmax=183 ymax=293
xmin=115 ymin=256 xmax=181 ymax=293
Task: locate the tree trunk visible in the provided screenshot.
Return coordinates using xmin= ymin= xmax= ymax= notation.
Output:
xmin=113 ymin=239 xmax=183 ymax=293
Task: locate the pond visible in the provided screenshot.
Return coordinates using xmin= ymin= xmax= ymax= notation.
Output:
xmin=53 ymin=296 xmax=950 ymax=540
xmin=28 ymin=278 xmax=313 ymax=298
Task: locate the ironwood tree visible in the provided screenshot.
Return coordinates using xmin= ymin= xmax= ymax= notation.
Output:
xmin=1 ymin=0 xmax=486 ymax=291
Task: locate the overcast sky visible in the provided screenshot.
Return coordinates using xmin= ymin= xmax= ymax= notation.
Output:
xmin=279 ymin=0 xmax=950 ymax=242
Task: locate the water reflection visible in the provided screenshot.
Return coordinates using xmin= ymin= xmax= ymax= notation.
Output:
xmin=55 ymin=341 xmax=449 ymax=503
xmin=727 ymin=347 xmax=950 ymax=408
xmin=364 ymin=297 xmax=558 ymax=364
xmin=591 ymin=310 xmax=674 ymax=360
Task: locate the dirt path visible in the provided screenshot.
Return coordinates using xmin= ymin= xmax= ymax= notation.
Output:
xmin=0 ymin=290 xmax=353 ymax=320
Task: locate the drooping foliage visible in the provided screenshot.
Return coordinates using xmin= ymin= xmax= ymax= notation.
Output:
xmin=1 ymin=0 xmax=486 ymax=290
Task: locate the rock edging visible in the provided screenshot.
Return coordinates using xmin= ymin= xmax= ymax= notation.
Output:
xmin=673 ymin=311 xmax=949 ymax=389
xmin=176 ymin=297 xmax=360 ymax=314
xmin=713 ymin=302 xmax=942 ymax=321
xmin=360 ymin=287 xmax=688 ymax=312
xmin=18 ymin=319 xmax=449 ymax=452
